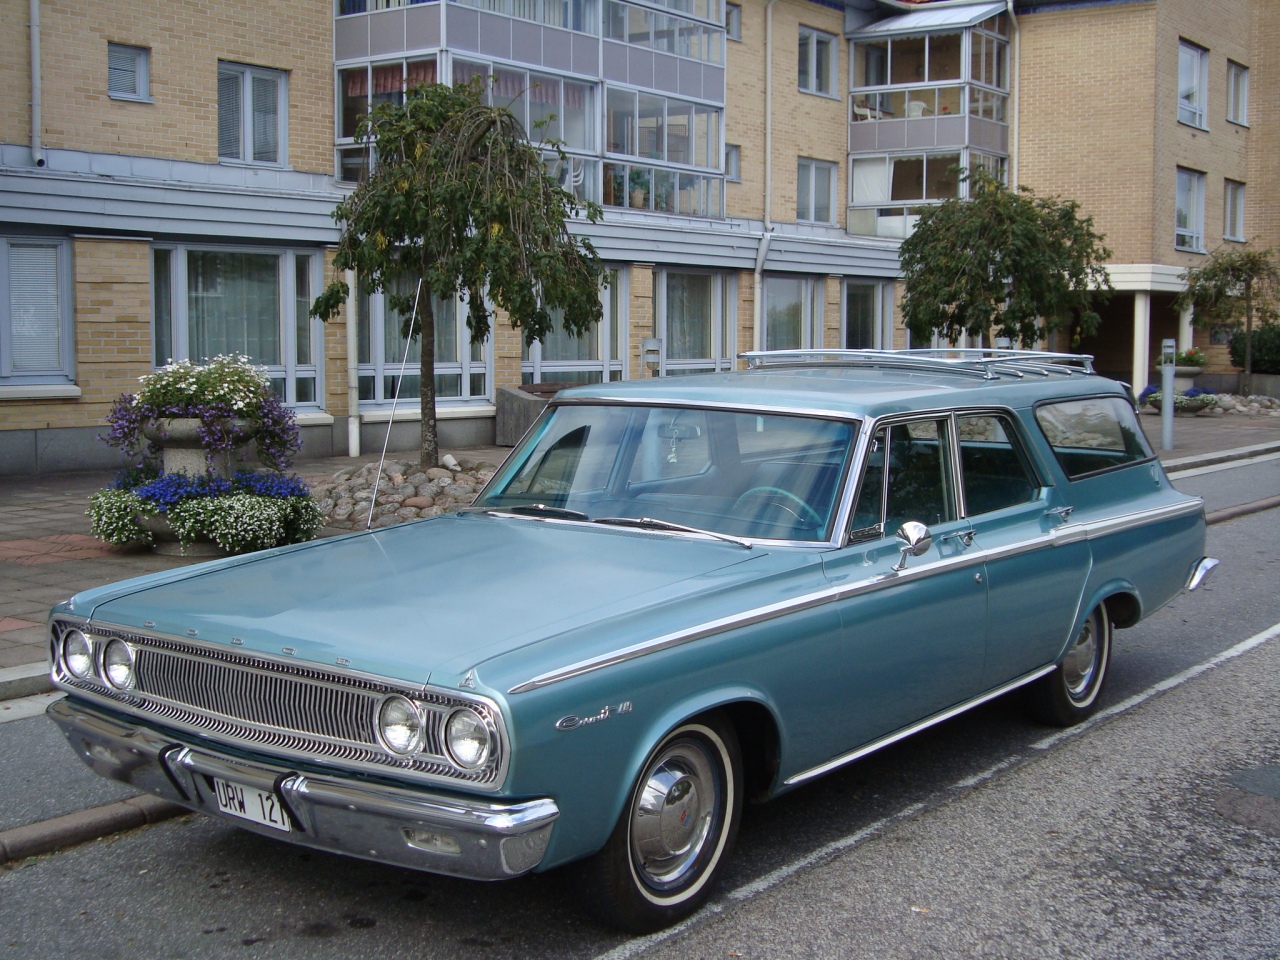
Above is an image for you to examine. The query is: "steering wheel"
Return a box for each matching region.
[732,486,824,528]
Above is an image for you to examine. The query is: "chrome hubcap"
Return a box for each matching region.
[1062,617,1098,700]
[630,742,716,889]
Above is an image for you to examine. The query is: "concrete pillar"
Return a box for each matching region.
[1131,291,1151,392]
[1178,302,1194,354]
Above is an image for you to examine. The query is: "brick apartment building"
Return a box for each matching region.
[0,0,1274,474]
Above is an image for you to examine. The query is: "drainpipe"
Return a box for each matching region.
[754,0,780,352]
[29,0,44,167]
[345,268,360,457]
[1005,0,1019,186]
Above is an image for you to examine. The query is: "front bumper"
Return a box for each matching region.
[47,697,558,880]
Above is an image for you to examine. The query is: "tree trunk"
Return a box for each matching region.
[417,277,439,469]
[1243,278,1254,397]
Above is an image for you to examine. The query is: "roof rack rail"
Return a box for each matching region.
[739,348,1096,381]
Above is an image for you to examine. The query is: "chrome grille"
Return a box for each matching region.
[50,620,505,790]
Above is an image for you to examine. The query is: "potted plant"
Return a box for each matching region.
[91,356,319,555]
[1138,385,1218,416]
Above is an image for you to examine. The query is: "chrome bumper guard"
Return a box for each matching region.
[1187,556,1219,592]
[47,698,558,880]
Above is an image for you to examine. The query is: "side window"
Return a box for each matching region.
[850,419,956,539]
[957,414,1039,515]
[1035,397,1154,479]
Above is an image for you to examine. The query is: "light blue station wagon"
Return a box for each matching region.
[48,350,1217,931]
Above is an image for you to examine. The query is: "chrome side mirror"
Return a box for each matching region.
[892,521,932,572]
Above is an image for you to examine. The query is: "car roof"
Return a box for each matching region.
[557,356,1127,422]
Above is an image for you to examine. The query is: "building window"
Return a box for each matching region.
[797,158,835,223]
[218,63,287,165]
[448,0,598,34]
[763,275,823,351]
[603,0,724,65]
[1177,40,1208,129]
[844,281,887,350]
[1224,180,1245,242]
[849,151,961,238]
[152,246,321,405]
[725,144,740,181]
[1227,60,1248,125]
[523,271,625,384]
[725,3,740,41]
[356,280,491,406]
[107,43,150,101]
[1,239,72,384]
[658,270,735,375]
[798,27,836,96]
[1175,167,1205,253]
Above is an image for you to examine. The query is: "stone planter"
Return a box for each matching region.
[1173,365,1204,392]
[137,513,228,557]
[141,417,256,478]
[1147,396,1213,416]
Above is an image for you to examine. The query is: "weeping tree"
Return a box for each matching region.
[899,169,1113,348]
[1175,246,1279,396]
[312,80,606,468]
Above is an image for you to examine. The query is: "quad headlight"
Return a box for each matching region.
[101,638,136,690]
[376,695,425,756]
[62,629,94,680]
[445,707,493,770]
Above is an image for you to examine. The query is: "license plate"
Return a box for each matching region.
[211,777,291,833]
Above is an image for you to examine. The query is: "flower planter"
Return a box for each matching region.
[141,417,257,479]
[137,513,228,557]
[1147,396,1213,416]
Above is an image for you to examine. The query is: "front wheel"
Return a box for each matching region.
[1027,602,1113,727]
[582,715,742,933]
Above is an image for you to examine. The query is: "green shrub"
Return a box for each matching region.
[1228,324,1280,375]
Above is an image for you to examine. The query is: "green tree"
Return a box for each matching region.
[899,169,1113,349]
[1175,246,1279,396]
[311,80,606,467]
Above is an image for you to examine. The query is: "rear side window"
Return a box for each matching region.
[1034,397,1154,479]
[957,414,1039,514]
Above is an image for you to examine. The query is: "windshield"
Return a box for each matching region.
[477,405,857,542]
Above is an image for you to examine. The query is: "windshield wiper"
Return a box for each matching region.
[484,503,592,522]
[592,516,753,549]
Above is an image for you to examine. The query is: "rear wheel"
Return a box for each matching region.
[1027,603,1112,727]
[583,715,742,933]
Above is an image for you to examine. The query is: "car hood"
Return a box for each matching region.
[84,514,767,688]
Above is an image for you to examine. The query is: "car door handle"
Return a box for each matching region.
[939,530,975,547]
[1045,506,1074,522]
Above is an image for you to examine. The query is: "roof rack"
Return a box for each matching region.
[739,349,1096,381]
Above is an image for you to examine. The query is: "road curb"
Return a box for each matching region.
[1206,495,1280,526]
[1163,439,1280,472]
[0,794,187,865]
[0,663,53,703]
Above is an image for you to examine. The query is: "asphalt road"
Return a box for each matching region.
[1,459,1278,959]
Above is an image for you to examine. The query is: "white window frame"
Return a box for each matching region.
[797,157,836,223]
[725,2,741,41]
[152,243,323,407]
[1227,60,1248,126]
[762,274,824,352]
[522,270,627,384]
[656,269,737,376]
[0,237,74,386]
[218,62,289,166]
[1224,179,1245,242]
[356,284,493,409]
[798,27,837,97]
[1175,167,1205,253]
[1177,40,1208,129]
[107,43,150,102]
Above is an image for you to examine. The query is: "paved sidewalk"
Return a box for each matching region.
[1,416,1277,683]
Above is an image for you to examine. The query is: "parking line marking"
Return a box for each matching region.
[593,617,1280,960]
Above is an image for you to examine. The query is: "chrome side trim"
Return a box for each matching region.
[784,664,1058,786]
[507,498,1204,695]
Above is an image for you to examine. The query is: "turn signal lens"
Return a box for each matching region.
[445,707,492,770]
[377,695,424,756]
[102,639,136,690]
[63,630,93,679]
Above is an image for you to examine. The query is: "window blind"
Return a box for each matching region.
[218,72,242,159]
[108,45,139,96]
[8,244,61,372]
[251,75,279,163]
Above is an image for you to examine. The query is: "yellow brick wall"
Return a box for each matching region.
[725,0,847,226]
[320,249,350,419]
[2,237,152,432]
[628,263,656,375]
[25,0,332,173]
[0,1,30,146]
[1246,0,1278,249]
